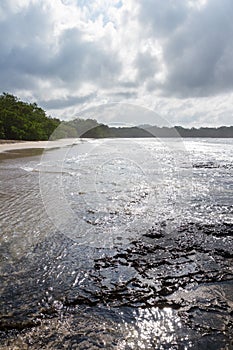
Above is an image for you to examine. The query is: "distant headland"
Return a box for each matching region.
[0,93,232,141]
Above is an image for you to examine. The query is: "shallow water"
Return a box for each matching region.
[0,138,232,349]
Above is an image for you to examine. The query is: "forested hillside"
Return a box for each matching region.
[0,93,60,140]
[0,93,232,140]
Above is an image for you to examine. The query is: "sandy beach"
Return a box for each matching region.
[0,138,79,153]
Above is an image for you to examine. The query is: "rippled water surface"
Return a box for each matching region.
[0,138,232,349]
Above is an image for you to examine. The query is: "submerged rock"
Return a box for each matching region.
[0,222,232,348]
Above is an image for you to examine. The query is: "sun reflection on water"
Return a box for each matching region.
[117,307,188,349]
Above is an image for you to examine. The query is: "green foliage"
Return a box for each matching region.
[51,118,100,139]
[0,93,60,141]
[0,92,232,140]
[54,119,233,139]
[50,123,77,140]
[81,124,111,138]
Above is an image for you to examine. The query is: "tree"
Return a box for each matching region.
[0,93,60,140]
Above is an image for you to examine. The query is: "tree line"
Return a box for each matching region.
[80,125,233,138]
[0,93,232,140]
[0,93,60,140]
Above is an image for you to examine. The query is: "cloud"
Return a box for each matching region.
[138,0,189,37]
[49,28,122,87]
[39,93,96,110]
[0,1,52,89]
[0,1,121,93]
[0,0,233,126]
[76,103,169,127]
[138,0,233,98]
[107,91,138,100]
[134,51,159,82]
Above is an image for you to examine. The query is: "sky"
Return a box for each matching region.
[0,0,233,127]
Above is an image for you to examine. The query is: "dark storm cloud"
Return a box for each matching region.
[0,1,121,93]
[138,0,233,98]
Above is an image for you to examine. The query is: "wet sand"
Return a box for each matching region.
[0,139,79,154]
[0,139,81,162]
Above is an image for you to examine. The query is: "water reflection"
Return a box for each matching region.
[0,305,190,349]
[118,307,185,350]
[0,139,232,349]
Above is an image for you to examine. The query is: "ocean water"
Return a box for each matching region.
[0,138,232,349]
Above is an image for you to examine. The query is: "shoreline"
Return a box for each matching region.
[0,137,232,155]
[0,138,80,154]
